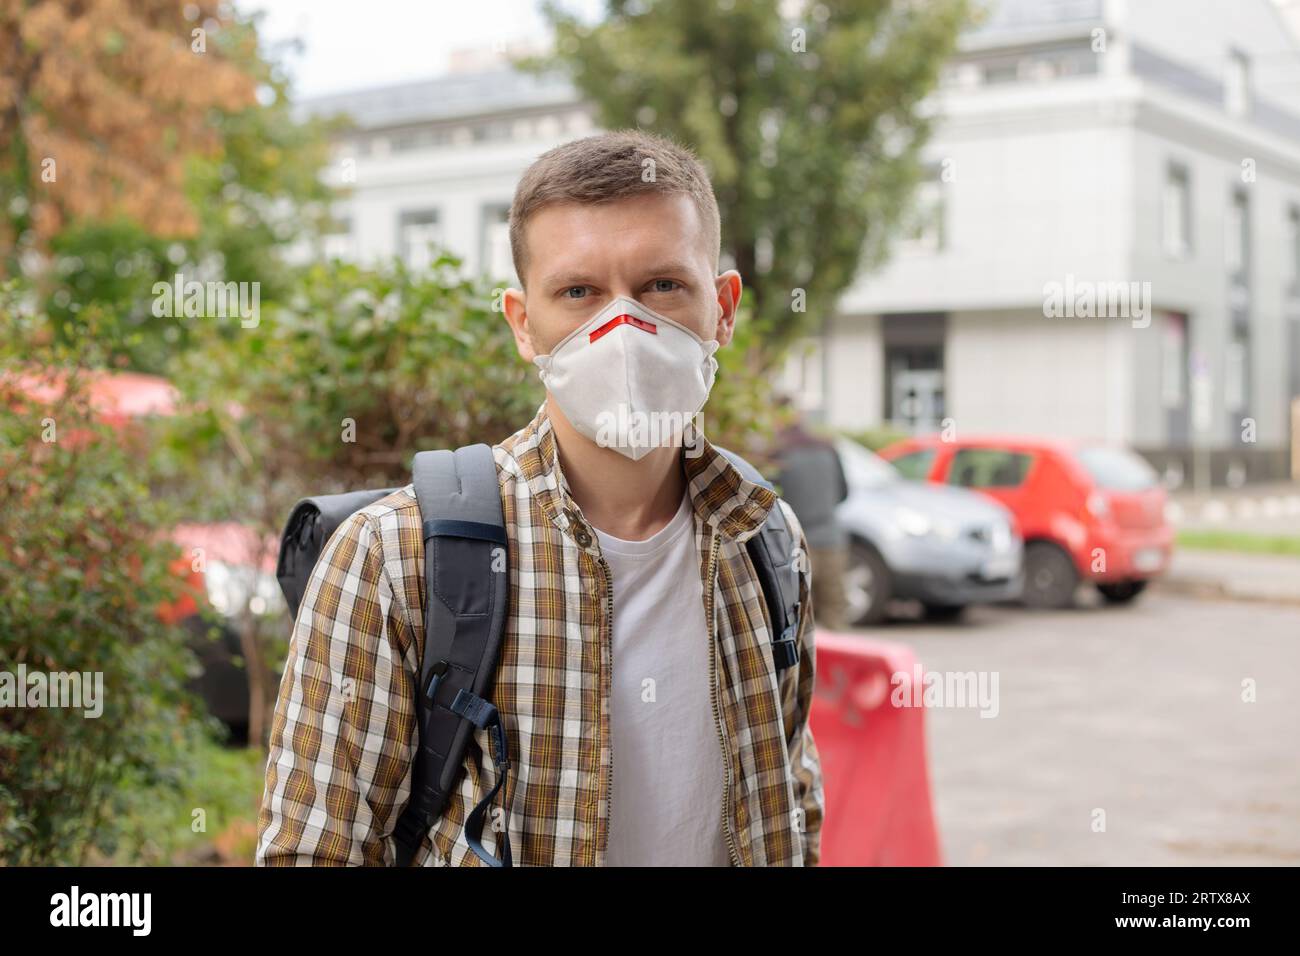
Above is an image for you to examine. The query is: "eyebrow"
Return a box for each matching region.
[540,272,598,290]
[539,261,701,290]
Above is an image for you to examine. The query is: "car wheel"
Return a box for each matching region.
[1097,579,1148,604]
[1022,541,1079,609]
[922,602,967,622]
[845,541,894,626]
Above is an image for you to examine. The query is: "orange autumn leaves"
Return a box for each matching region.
[0,0,257,253]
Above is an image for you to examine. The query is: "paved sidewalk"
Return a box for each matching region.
[896,596,1300,866]
[1157,548,1300,606]
[1167,481,1300,535]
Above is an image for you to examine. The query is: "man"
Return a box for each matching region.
[256,129,824,867]
[772,399,851,630]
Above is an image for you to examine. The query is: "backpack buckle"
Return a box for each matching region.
[772,602,801,671]
[424,659,450,702]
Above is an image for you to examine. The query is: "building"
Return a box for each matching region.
[827,0,1300,486]
[301,0,1300,486]
[300,61,591,279]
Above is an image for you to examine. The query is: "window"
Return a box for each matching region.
[890,449,936,482]
[835,440,899,490]
[390,130,423,152]
[1288,205,1300,294]
[390,127,453,153]
[472,120,512,143]
[1161,312,1187,409]
[480,205,514,283]
[983,61,1019,84]
[780,338,825,413]
[322,215,354,262]
[947,449,1033,489]
[1226,190,1249,278]
[1224,339,1247,411]
[1076,447,1158,492]
[1163,164,1191,259]
[566,110,593,134]
[901,176,945,253]
[883,316,945,429]
[398,210,441,270]
[1224,49,1251,117]
[962,46,1099,88]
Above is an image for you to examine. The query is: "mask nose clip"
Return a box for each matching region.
[588,312,658,343]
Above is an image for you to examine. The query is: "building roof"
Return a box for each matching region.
[296,67,579,130]
[968,0,1103,35]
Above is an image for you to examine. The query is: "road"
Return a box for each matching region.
[862,591,1300,866]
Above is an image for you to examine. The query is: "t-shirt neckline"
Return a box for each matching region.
[591,491,694,558]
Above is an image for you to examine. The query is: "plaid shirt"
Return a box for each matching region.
[256,402,824,866]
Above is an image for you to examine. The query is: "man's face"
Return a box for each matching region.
[502,192,741,363]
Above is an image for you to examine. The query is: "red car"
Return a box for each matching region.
[879,435,1173,608]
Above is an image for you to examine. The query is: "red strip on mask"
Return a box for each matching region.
[588,313,658,343]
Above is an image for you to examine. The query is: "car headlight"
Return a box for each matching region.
[894,506,934,538]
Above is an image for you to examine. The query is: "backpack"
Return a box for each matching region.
[275,443,803,868]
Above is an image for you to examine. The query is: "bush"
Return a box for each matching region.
[0,291,208,865]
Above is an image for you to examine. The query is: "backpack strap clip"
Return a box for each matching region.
[424,659,450,703]
[772,600,802,670]
[449,689,513,868]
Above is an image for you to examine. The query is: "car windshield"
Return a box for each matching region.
[1076,446,1158,491]
[835,438,900,490]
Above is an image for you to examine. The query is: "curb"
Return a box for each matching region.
[1152,575,1300,608]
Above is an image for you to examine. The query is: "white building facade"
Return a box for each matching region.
[303,0,1300,485]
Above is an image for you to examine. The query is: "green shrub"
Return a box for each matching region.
[0,292,207,865]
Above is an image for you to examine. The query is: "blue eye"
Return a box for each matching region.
[651,279,679,293]
[563,287,588,299]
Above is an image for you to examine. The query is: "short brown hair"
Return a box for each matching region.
[508,129,721,285]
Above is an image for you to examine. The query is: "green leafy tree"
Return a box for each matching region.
[35,12,338,372]
[536,0,972,360]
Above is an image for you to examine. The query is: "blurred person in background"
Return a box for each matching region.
[771,395,850,630]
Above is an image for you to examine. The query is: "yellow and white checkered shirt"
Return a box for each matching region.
[256,402,823,866]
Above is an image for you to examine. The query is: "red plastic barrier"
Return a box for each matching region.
[808,630,942,866]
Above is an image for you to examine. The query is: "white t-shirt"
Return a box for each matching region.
[592,491,730,867]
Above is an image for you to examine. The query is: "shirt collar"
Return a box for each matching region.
[503,402,778,549]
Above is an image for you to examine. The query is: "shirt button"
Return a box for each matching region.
[575,528,592,548]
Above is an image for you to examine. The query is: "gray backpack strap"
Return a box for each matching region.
[392,444,512,868]
[715,447,803,672]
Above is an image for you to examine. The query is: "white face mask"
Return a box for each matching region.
[533,295,720,460]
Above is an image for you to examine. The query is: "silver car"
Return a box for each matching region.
[835,438,1023,624]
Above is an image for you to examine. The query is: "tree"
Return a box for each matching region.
[536,0,972,359]
[0,0,256,270]
[1,2,338,371]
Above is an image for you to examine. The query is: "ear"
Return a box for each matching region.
[713,270,743,348]
[501,286,536,363]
